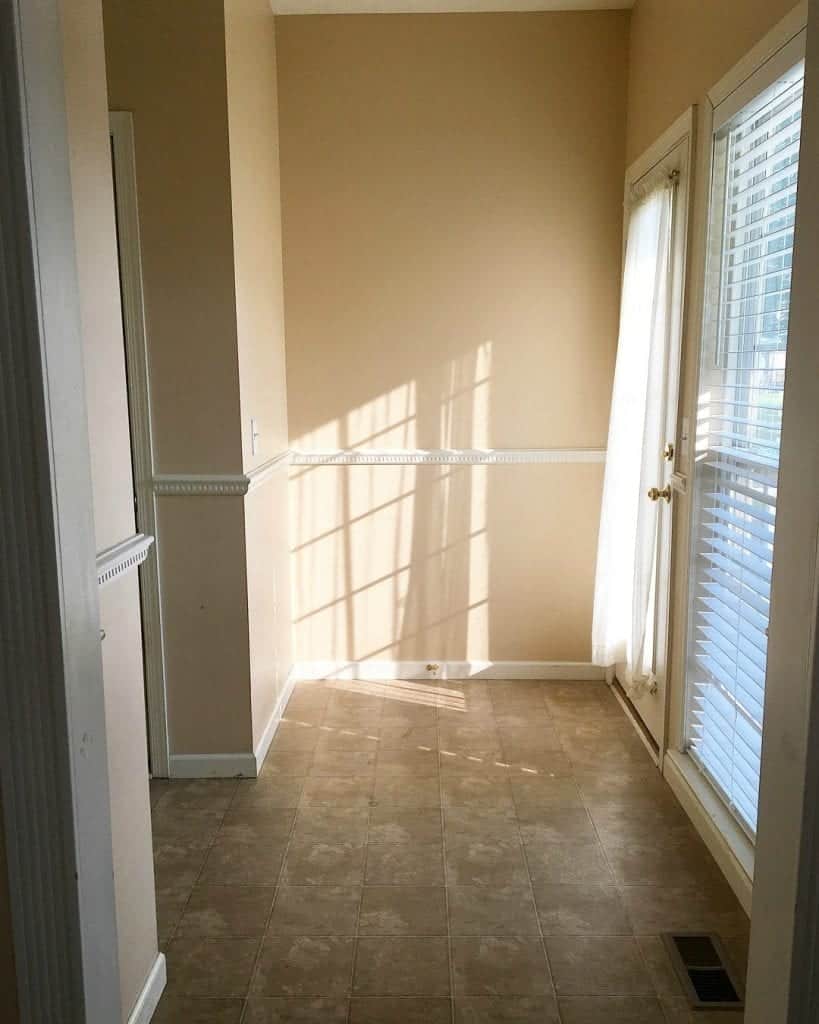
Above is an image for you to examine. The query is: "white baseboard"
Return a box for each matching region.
[169,751,257,779]
[290,660,605,682]
[253,668,297,772]
[127,952,166,1024]
[663,748,754,916]
[168,667,296,780]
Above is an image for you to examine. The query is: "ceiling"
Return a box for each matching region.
[271,1,634,13]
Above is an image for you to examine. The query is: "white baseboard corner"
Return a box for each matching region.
[168,668,297,780]
[253,667,297,773]
[663,748,754,916]
[290,660,605,683]
[127,952,166,1024]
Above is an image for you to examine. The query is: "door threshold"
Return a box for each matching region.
[609,677,661,767]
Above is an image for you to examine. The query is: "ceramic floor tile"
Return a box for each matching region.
[268,886,361,935]
[451,937,552,996]
[176,884,275,938]
[367,807,443,844]
[349,996,452,1023]
[620,885,749,936]
[372,776,441,808]
[200,831,288,886]
[164,937,259,997]
[445,837,529,887]
[533,884,631,936]
[299,776,374,807]
[558,996,667,1023]
[243,996,350,1022]
[517,807,596,844]
[364,843,444,885]
[443,806,519,841]
[448,885,540,936]
[358,885,447,935]
[454,996,560,1023]
[251,936,356,997]
[545,936,655,997]
[308,751,377,777]
[151,995,244,1023]
[524,840,614,884]
[282,839,366,886]
[353,936,450,996]
[292,806,370,843]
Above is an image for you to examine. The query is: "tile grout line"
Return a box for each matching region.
[239,702,318,1024]
[160,777,242,953]
[516,688,565,1024]
[346,696,383,1024]
[435,696,457,1024]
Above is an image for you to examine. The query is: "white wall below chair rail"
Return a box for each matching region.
[290,660,606,682]
[96,533,154,587]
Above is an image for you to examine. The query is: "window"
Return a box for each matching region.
[683,59,804,837]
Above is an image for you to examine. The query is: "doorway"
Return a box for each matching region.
[593,111,694,752]
[110,111,170,778]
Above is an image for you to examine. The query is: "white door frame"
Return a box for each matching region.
[660,3,808,919]
[746,1,819,1019]
[0,0,121,1019]
[612,107,695,758]
[109,111,171,778]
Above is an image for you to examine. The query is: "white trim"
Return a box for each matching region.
[707,1,807,110]
[271,2,634,13]
[153,473,250,496]
[110,112,171,778]
[152,450,292,497]
[126,953,166,1024]
[290,660,606,682]
[246,450,292,492]
[169,752,258,779]
[2,2,121,1014]
[625,107,695,193]
[290,448,606,466]
[96,533,154,587]
[253,668,298,771]
[169,668,297,779]
[664,749,753,916]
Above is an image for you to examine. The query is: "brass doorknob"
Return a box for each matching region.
[648,486,672,503]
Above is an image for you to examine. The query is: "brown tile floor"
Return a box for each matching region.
[149,680,749,1023]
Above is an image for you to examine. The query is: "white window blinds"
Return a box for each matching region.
[684,63,804,837]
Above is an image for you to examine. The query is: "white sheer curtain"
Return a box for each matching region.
[592,183,673,695]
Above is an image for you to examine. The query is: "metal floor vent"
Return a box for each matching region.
[662,933,745,1010]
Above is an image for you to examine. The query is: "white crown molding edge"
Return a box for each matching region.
[290,448,607,466]
[168,666,296,779]
[96,533,154,587]
[246,450,292,492]
[126,953,166,1024]
[290,660,606,682]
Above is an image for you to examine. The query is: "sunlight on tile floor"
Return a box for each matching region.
[149,680,748,1023]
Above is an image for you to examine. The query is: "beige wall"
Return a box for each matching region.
[60,0,157,1018]
[277,12,629,663]
[103,0,293,759]
[103,0,242,474]
[626,0,797,163]
[157,497,253,754]
[225,0,290,465]
[225,0,294,746]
